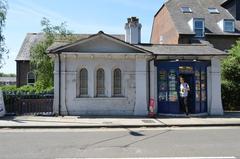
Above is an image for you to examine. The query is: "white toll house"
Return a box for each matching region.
[47,17,227,116]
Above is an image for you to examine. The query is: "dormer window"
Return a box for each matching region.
[188,18,205,37]
[181,7,192,13]
[224,20,235,32]
[194,19,205,37]
[218,19,235,32]
[208,8,219,14]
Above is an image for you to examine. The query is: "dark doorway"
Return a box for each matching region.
[179,74,195,113]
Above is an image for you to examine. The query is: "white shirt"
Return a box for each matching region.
[180,82,190,97]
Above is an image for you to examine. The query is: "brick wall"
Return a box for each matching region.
[151,6,179,44]
[16,61,31,87]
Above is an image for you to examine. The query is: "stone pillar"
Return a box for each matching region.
[106,67,112,97]
[134,59,148,116]
[53,57,59,115]
[208,57,224,115]
[60,56,68,115]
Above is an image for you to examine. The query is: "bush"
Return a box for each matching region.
[0,85,54,95]
[221,80,240,111]
[221,41,240,111]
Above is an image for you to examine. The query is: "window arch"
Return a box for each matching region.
[96,68,105,97]
[79,68,88,96]
[27,72,35,85]
[113,68,122,96]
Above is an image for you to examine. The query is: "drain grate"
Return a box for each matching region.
[142,119,156,123]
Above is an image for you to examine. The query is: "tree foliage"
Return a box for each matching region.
[221,40,240,110]
[30,18,75,90]
[0,0,8,68]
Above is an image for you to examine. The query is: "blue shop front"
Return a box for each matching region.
[138,44,226,116]
[155,60,210,115]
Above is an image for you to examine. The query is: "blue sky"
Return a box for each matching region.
[2,0,164,74]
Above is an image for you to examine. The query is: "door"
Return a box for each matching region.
[179,74,195,113]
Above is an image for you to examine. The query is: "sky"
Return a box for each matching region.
[2,0,164,74]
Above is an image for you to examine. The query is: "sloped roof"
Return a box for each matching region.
[15,33,44,61]
[16,33,125,61]
[136,44,227,56]
[47,31,152,54]
[163,0,240,35]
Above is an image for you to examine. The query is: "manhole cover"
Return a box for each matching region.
[142,119,156,123]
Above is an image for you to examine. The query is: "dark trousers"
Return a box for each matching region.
[180,96,189,115]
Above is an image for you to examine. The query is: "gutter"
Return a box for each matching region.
[147,55,157,110]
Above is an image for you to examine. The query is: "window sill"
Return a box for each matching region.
[75,96,127,100]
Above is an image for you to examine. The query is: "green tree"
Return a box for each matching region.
[221,41,240,110]
[0,0,8,68]
[30,18,75,90]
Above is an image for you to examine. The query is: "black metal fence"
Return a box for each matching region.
[3,92,54,115]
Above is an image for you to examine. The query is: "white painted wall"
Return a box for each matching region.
[208,57,224,115]
[53,54,148,116]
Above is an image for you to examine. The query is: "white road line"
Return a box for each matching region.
[56,157,237,159]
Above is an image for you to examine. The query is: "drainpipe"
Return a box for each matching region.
[148,55,157,110]
[57,53,62,116]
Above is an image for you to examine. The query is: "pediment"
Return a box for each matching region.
[49,32,149,54]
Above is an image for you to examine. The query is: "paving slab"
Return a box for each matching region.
[0,114,240,128]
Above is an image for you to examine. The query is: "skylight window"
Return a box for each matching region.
[208,7,219,14]
[181,7,192,13]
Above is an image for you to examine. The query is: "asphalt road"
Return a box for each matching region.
[0,127,240,159]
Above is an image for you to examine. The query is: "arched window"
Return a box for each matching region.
[113,68,122,96]
[79,68,88,96]
[27,72,35,85]
[96,68,105,96]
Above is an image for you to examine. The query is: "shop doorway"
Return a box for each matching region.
[179,74,195,114]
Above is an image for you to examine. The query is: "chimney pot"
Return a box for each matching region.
[125,17,142,44]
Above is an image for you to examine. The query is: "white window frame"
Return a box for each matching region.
[224,19,235,32]
[194,18,205,38]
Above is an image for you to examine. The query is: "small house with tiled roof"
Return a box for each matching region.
[47,17,226,116]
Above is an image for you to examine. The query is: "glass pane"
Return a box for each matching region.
[224,21,234,32]
[159,70,168,102]
[168,70,178,102]
[113,69,121,96]
[169,91,178,102]
[196,91,200,102]
[201,91,206,101]
[80,69,88,96]
[159,92,168,101]
[195,20,203,28]
[97,69,105,96]
[195,29,204,37]
[159,70,167,80]
[181,7,192,13]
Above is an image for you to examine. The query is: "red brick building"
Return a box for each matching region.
[151,0,240,51]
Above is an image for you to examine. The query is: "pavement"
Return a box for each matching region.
[0,112,240,128]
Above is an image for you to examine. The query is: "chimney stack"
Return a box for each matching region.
[125,17,142,44]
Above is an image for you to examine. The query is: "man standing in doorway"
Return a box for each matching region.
[180,77,190,116]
